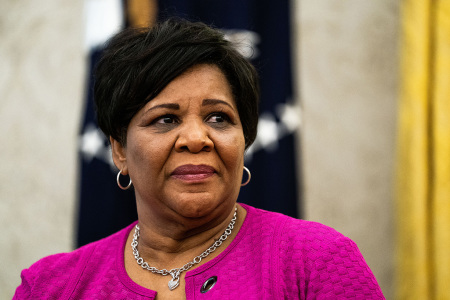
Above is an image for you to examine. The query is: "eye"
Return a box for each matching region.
[206,113,230,123]
[154,115,178,124]
[147,114,180,133]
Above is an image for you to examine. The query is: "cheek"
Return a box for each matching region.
[126,132,172,175]
[214,130,246,170]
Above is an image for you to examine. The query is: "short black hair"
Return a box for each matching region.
[94,18,259,149]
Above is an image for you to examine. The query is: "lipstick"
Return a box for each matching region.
[171,164,216,181]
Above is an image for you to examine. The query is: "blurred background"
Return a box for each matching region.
[1,0,449,299]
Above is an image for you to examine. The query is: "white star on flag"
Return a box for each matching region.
[79,123,113,166]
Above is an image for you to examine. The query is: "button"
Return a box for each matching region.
[200,276,217,293]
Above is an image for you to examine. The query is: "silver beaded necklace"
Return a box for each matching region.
[131,207,237,291]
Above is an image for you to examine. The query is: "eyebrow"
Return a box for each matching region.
[143,103,180,115]
[202,99,234,110]
[143,99,234,116]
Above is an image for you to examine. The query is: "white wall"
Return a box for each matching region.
[0,0,397,298]
[0,1,84,298]
[295,1,399,298]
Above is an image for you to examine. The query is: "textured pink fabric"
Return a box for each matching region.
[14,204,385,299]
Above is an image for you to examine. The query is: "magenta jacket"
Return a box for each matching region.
[14,204,385,299]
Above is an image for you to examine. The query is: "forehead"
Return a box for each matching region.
[148,64,236,108]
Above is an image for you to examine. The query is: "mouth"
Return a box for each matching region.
[171,164,216,181]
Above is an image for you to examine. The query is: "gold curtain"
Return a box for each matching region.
[127,0,158,28]
[396,0,450,299]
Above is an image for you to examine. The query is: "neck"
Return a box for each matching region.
[133,204,242,270]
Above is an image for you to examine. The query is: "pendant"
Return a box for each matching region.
[168,277,179,290]
[168,272,180,290]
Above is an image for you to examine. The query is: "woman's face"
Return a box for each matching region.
[112,64,245,223]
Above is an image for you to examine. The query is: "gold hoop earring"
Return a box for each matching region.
[117,169,132,190]
[241,166,251,186]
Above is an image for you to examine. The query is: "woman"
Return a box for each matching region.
[14,18,385,299]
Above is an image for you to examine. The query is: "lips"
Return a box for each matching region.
[171,164,216,181]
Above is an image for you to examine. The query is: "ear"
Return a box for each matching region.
[110,137,128,175]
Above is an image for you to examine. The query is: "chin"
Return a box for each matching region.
[171,196,223,219]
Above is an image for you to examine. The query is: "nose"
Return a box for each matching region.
[175,119,213,153]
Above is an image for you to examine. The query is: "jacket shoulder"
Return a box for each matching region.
[13,224,133,299]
